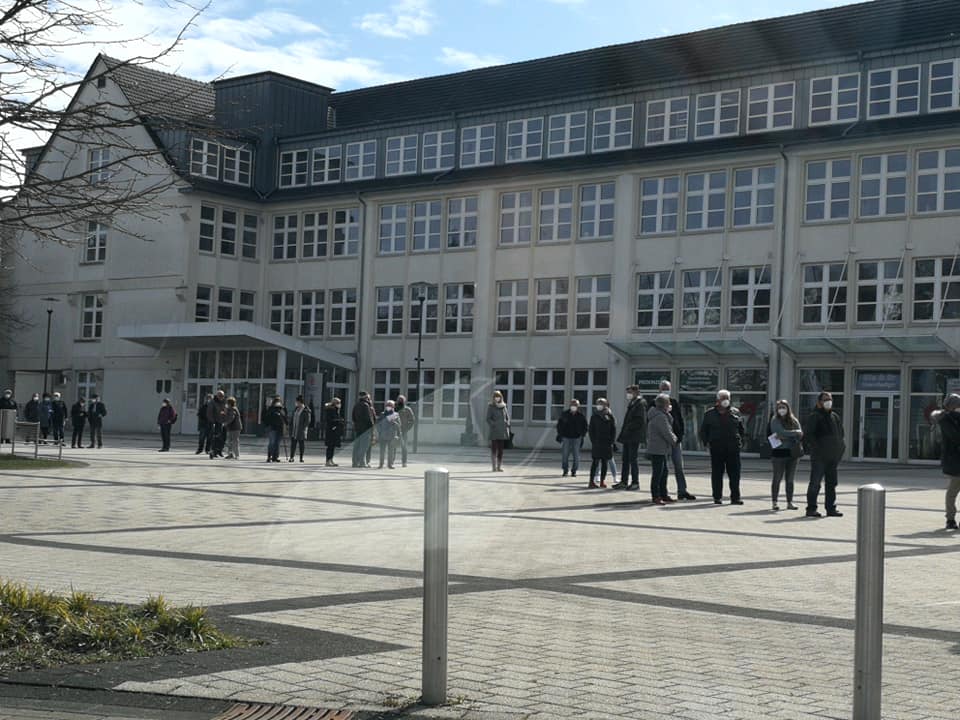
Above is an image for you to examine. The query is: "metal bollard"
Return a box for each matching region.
[853,483,885,720]
[422,467,449,705]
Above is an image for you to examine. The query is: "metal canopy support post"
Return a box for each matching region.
[422,467,449,705]
[853,483,886,720]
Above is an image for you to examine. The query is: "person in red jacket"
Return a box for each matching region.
[157,398,177,452]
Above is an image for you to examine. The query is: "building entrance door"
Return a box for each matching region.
[854,393,900,460]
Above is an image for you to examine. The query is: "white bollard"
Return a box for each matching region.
[853,483,885,720]
[422,467,449,705]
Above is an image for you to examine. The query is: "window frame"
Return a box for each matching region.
[344,140,377,181]
[385,134,418,177]
[190,139,220,180]
[329,288,358,336]
[859,152,908,218]
[916,148,960,215]
[311,145,342,185]
[332,207,361,257]
[804,158,852,223]
[535,277,569,333]
[575,275,611,331]
[439,369,472,420]
[298,289,325,337]
[278,149,309,188]
[547,111,587,157]
[729,265,771,327]
[80,294,104,339]
[746,82,795,133]
[680,268,722,329]
[592,104,634,153]
[867,65,921,119]
[375,286,406,336]
[929,59,960,113]
[913,257,960,323]
[460,124,496,168]
[809,73,861,126]
[87,147,111,185]
[269,290,295,336]
[645,96,689,146]
[640,175,680,235]
[272,213,298,261]
[684,170,727,231]
[222,145,252,186]
[531,369,566,423]
[446,196,478,249]
[856,260,904,325]
[412,200,442,253]
[409,284,439,336]
[801,262,849,325]
[422,130,455,172]
[578,182,615,241]
[636,270,675,329]
[499,190,533,246]
[378,203,408,255]
[505,117,544,163]
[694,90,741,139]
[538,186,574,244]
[732,165,776,227]
[83,220,107,264]
[443,282,475,335]
[496,279,530,334]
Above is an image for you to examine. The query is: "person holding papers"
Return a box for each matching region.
[769,399,803,512]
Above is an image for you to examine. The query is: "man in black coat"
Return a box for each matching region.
[206,390,226,458]
[196,393,213,455]
[699,389,745,505]
[70,397,86,448]
[936,393,960,530]
[50,392,68,446]
[87,394,107,448]
[0,389,16,444]
[556,399,589,477]
[803,390,845,518]
[614,385,647,490]
[660,380,696,501]
[351,391,377,468]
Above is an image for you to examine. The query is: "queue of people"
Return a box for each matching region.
[0,389,108,448]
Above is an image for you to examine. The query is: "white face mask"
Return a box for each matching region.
[495,400,505,407]
[822,401,833,411]
[778,407,788,416]
[569,405,578,412]
[626,393,635,402]
[596,405,604,412]
[720,399,731,408]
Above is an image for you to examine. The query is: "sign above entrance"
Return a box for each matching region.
[855,371,901,392]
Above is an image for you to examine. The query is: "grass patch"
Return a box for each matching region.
[0,581,254,674]
[0,455,76,470]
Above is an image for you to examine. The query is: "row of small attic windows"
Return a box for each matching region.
[188,59,960,189]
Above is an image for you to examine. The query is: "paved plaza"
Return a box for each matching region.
[0,436,959,719]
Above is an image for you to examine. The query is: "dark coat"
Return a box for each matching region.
[618,398,647,444]
[157,405,177,426]
[588,410,617,460]
[263,405,287,432]
[290,406,312,440]
[556,409,588,439]
[70,402,86,423]
[51,400,67,425]
[804,408,845,463]
[667,396,685,440]
[197,402,210,429]
[939,410,960,476]
[486,403,511,441]
[699,406,745,454]
[224,406,243,432]
[352,399,376,433]
[39,399,52,428]
[206,397,225,425]
[24,399,39,423]
[397,404,416,433]
[325,406,345,447]
[87,401,107,427]
[0,396,16,412]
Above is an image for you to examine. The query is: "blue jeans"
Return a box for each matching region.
[560,437,581,473]
[669,443,687,494]
[267,428,281,460]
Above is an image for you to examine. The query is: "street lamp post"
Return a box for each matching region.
[41,297,59,396]
[413,294,426,454]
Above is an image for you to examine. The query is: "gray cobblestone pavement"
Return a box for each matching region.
[1,435,958,719]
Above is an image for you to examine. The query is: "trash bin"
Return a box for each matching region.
[0,409,15,442]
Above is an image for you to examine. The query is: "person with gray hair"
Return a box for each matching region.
[934,393,960,530]
[699,389,745,504]
[659,379,695,501]
[646,393,678,504]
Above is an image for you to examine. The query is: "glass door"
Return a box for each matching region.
[854,394,899,460]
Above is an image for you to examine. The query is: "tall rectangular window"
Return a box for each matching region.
[413,200,442,252]
[344,140,377,181]
[440,369,471,420]
[222,146,251,185]
[216,287,234,321]
[333,207,360,256]
[805,159,852,222]
[378,203,408,255]
[930,59,960,112]
[729,266,771,326]
[694,90,740,139]
[856,260,903,324]
[640,175,680,234]
[460,124,496,167]
[538,187,573,243]
[532,369,565,422]
[241,213,258,259]
[84,221,107,263]
[685,171,726,231]
[535,278,568,332]
[916,148,960,214]
[299,290,325,336]
[269,291,294,335]
[443,283,475,334]
[493,369,526,421]
[575,275,611,330]
[645,97,688,145]
[802,263,848,324]
[733,166,776,227]
[219,209,237,255]
[496,279,529,333]
[239,291,255,322]
[406,369,436,419]
[199,205,216,253]
[914,258,960,322]
[278,149,309,187]
[375,286,405,335]
[195,285,212,322]
[385,134,418,176]
[190,139,219,179]
[578,182,615,240]
[859,152,907,217]
[446,196,478,248]
[637,271,675,329]
[373,369,402,407]
[329,289,357,336]
[409,284,438,335]
[681,269,722,328]
[422,130,455,172]
[572,369,608,411]
[809,74,860,125]
[547,111,587,157]
[506,117,544,162]
[868,66,920,118]
[87,148,110,184]
[747,82,795,132]
[302,211,329,259]
[592,105,633,152]
[499,191,533,245]
[272,214,298,260]
[80,294,104,339]
[311,145,342,184]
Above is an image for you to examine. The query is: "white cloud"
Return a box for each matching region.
[358,0,434,39]
[438,47,504,71]
[543,0,586,4]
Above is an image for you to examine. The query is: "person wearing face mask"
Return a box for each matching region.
[769,399,803,511]
[0,389,17,444]
[660,380,696,501]
[614,385,647,490]
[803,391,845,518]
[50,392,67,446]
[486,391,511,473]
[263,395,287,463]
[934,393,960,530]
[156,398,177,452]
[699,389,745,505]
[647,394,678,504]
[324,397,346,467]
[24,393,40,444]
[289,395,311,463]
[70,396,86,449]
[588,398,617,488]
[395,395,416,468]
[38,392,53,443]
[556,398,588,477]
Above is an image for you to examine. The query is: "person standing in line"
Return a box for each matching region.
[0,389,16,445]
[699,389,745,505]
[588,397,617,488]
[803,391,845,518]
[263,395,287,463]
[196,393,213,455]
[87,394,107,448]
[351,391,376,468]
[50,392,67,446]
[769,399,803,511]
[660,380,696,501]
[556,399,588,477]
[38,392,52,443]
[289,395,311,463]
[224,396,243,460]
[614,385,647,490]
[646,393,678,505]
[70,396,86,448]
[24,393,39,443]
[157,398,177,452]
[206,390,227,458]
[396,395,416,467]
[486,391,510,473]
[324,398,345,467]
[934,394,960,530]
[376,400,401,469]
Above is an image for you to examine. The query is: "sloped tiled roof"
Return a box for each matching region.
[100,55,215,125]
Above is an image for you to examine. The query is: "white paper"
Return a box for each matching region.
[768,433,782,449]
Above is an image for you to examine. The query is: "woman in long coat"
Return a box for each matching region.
[485,390,510,473]
[588,397,617,488]
[324,398,346,467]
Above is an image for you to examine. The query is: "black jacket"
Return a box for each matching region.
[0,397,16,412]
[24,399,39,422]
[263,405,287,432]
[325,406,345,446]
[699,407,745,453]
[197,402,210,429]
[70,402,85,423]
[87,401,107,426]
[352,399,376,433]
[588,411,617,460]
[618,398,647,444]
[667,396,685,440]
[939,410,960,476]
[51,400,67,424]
[556,409,588,439]
[804,408,845,463]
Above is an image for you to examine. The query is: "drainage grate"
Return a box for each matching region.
[211,703,354,720]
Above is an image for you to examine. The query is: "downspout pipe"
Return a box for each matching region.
[774,144,790,405]
[355,191,368,388]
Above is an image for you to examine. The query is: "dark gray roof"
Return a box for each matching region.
[100,55,215,125]
[329,0,960,129]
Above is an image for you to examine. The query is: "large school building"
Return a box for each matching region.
[5,0,960,462]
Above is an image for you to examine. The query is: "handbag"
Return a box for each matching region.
[790,442,804,459]
[504,432,514,450]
